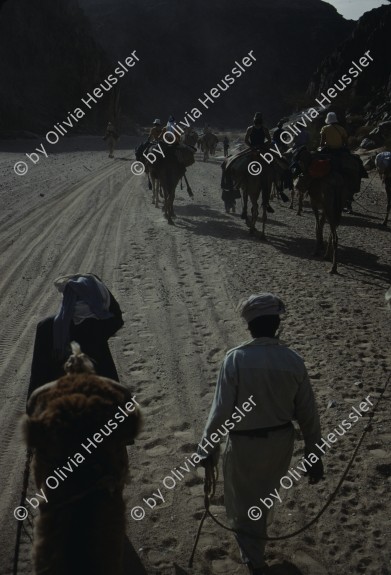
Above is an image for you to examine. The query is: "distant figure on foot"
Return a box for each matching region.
[104,122,118,158]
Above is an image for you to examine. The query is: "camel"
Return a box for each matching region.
[290,146,366,216]
[183,130,199,148]
[23,343,142,575]
[375,152,391,226]
[225,151,274,238]
[146,143,195,224]
[199,132,218,161]
[135,141,161,206]
[296,148,349,274]
[381,174,391,226]
[147,171,162,208]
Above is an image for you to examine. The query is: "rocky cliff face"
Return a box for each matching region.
[78,0,353,128]
[307,4,391,126]
[0,0,109,133]
[0,0,356,134]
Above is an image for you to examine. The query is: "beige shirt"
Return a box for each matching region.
[202,337,321,451]
[320,124,348,149]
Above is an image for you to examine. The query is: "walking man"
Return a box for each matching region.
[198,293,324,574]
[104,121,118,158]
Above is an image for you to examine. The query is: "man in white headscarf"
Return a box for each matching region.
[28,273,124,399]
[198,293,323,574]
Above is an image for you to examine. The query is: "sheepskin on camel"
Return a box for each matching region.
[23,343,141,575]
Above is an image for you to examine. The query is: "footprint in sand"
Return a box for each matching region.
[292,549,328,575]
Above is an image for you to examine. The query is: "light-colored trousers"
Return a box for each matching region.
[223,426,295,568]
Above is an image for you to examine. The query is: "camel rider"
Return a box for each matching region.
[320,111,367,178]
[320,112,348,152]
[148,119,163,142]
[163,115,180,143]
[245,113,271,150]
[221,113,273,212]
[244,113,275,212]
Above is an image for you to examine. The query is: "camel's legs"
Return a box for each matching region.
[289,188,295,210]
[329,228,338,274]
[249,200,259,235]
[241,190,248,220]
[313,208,325,255]
[297,190,303,216]
[152,178,159,207]
[382,179,391,226]
[259,181,271,239]
[260,204,267,239]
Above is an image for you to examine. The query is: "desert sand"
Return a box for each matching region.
[0,137,390,575]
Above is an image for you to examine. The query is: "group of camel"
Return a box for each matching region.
[136,131,390,274]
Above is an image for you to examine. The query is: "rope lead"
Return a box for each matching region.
[189,374,390,567]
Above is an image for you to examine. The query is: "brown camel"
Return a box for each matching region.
[227,151,274,238]
[183,130,199,148]
[296,149,349,274]
[147,143,194,224]
[147,171,162,208]
[23,343,142,575]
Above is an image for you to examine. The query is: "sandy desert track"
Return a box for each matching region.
[0,139,390,575]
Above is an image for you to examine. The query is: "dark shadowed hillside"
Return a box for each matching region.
[78,0,353,127]
[0,0,109,133]
[307,4,391,124]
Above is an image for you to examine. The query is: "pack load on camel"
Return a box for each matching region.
[291,112,368,215]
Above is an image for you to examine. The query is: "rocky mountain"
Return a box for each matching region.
[0,0,109,134]
[306,3,391,128]
[77,0,353,129]
[0,0,358,135]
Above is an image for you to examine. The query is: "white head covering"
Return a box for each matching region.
[54,273,111,325]
[238,293,285,323]
[325,112,338,125]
